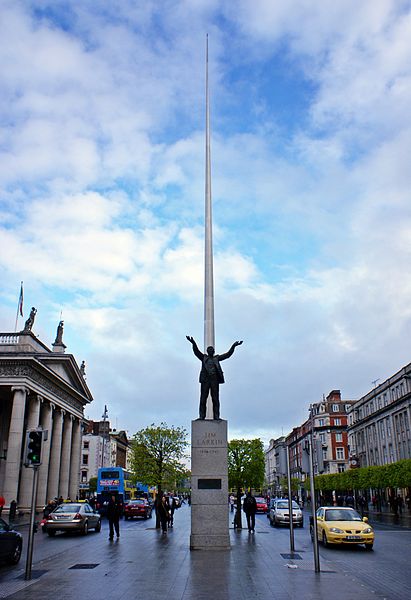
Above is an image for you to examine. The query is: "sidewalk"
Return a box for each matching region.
[2,505,408,600]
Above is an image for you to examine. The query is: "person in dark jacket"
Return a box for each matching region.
[107,495,122,540]
[243,492,257,532]
[156,493,169,534]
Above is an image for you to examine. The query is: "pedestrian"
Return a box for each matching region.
[243,491,257,533]
[229,494,235,513]
[43,499,55,518]
[0,494,5,517]
[107,494,122,540]
[9,499,17,522]
[397,495,403,515]
[156,493,169,534]
[169,495,177,527]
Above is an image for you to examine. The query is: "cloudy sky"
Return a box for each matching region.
[1,0,411,445]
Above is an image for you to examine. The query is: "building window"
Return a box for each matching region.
[318,418,325,427]
[332,404,339,412]
[319,433,325,443]
[334,418,341,426]
[337,463,345,473]
[82,454,88,465]
[83,441,89,449]
[345,404,351,412]
[335,432,343,442]
[336,447,345,460]
[81,471,88,482]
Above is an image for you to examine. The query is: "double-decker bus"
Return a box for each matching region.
[96,467,135,514]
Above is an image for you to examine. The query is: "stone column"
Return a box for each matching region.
[47,409,64,501]
[58,414,73,499]
[3,387,27,507]
[37,401,54,507]
[69,419,82,501]
[18,394,41,510]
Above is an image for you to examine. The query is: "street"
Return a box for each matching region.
[1,505,411,599]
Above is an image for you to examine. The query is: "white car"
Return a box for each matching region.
[269,498,303,527]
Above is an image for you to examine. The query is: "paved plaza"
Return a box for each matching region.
[1,505,411,600]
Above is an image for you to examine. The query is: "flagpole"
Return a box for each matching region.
[15,281,23,333]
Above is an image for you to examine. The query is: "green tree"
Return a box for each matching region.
[279,476,300,494]
[130,423,188,528]
[228,438,265,529]
[88,477,97,494]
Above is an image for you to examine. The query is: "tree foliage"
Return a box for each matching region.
[130,423,188,492]
[311,459,411,492]
[279,476,300,494]
[228,438,265,491]
[88,477,97,493]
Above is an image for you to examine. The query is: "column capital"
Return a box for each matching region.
[11,386,29,395]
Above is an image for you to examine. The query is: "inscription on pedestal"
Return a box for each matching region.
[198,478,222,490]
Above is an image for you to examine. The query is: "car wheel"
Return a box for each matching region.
[144,514,148,520]
[82,521,88,536]
[365,544,373,551]
[322,531,329,548]
[47,530,56,537]
[8,541,22,565]
[95,520,101,533]
[273,520,278,527]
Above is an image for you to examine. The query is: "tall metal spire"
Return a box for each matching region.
[204,34,215,352]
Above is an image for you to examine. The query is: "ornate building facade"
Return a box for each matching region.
[0,324,93,511]
[348,361,411,467]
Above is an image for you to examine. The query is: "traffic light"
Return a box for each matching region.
[25,430,43,467]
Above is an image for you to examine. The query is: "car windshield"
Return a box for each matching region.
[255,498,265,503]
[277,501,299,509]
[54,504,81,513]
[325,509,362,521]
[130,500,145,505]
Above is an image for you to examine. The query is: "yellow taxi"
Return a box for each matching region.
[311,506,374,550]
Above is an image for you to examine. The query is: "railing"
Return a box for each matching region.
[0,334,19,344]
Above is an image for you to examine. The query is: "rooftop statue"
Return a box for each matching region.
[23,307,37,332]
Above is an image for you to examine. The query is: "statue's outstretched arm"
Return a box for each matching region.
[186,336,204,361]
[219,340,243,361]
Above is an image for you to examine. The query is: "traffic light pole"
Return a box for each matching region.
[25,465,39,580]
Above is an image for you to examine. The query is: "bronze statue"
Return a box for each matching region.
[186,336,243,420]
[23,307,37,332]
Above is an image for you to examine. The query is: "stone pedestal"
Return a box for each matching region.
[190,419,230,550]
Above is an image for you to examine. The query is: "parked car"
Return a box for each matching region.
[269,498,303,527]
[310,506,374,550]
[255,497,268,513]
[0,518,23,565]
[124,499,152,520]
[44,502,101,536]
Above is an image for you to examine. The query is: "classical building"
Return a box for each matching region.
[348,361,411,467]
[0,320,93,511]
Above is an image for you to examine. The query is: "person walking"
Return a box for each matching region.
[0,495,5,517]
[243,491,257,533]
[169,495,177,528]
[156,493,169,534]
[107,495,122,540]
